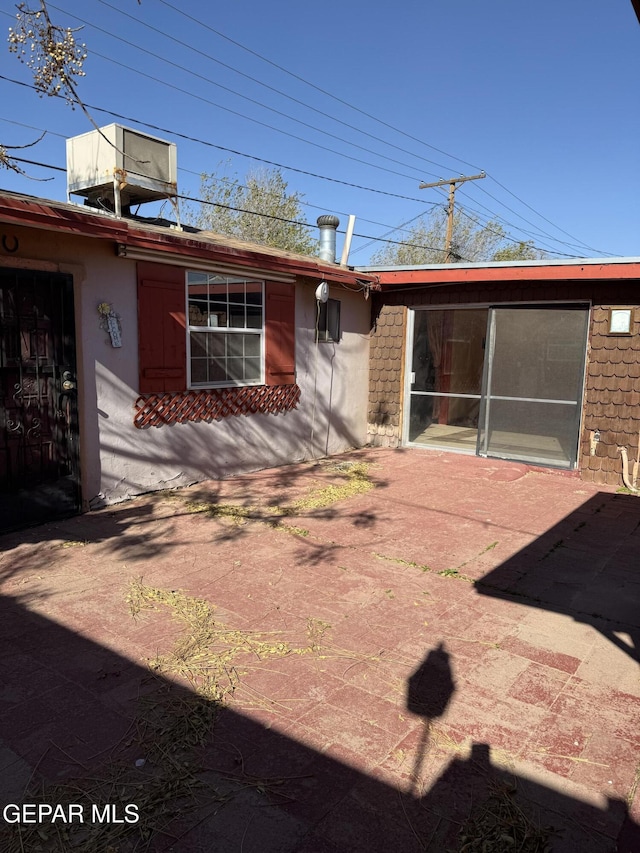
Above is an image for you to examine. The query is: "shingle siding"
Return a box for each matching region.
[367,304,406,447]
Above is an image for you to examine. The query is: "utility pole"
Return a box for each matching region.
[419,172,485,263]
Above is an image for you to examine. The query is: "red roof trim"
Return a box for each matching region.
[0,192,377,287]
[376,262,640,287]
[123,226,372,284]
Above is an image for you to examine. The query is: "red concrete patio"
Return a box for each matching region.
[0,447,639,852]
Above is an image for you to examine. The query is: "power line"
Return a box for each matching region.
[159,0,610,255]
[155,0,483,174]
[0,116,432,233]
[90,0,457,180]
[1,158,450,254]
[91,49,426,183]
[0,74,441,206]
[1,5,621,258]
[486,173,611,255]
[458,186,617,257]
[473,179,612,256]
[49,0,430,180]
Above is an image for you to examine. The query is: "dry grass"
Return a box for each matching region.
[457,780,557,852]
[0,581,329,852]
[179,461,375,526]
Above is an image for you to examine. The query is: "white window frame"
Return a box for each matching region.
[186,271,265,389]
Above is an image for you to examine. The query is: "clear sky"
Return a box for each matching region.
[1,0,639,263]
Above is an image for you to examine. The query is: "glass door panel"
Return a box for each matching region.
[478,307,588,467]
[408,308,488,450]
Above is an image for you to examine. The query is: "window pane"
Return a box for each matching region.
[246,306,262,328]
[227,358,244,381]
[229,306,245,328]
[208,334,225,356]
[188,299,208,327]
[227,335,244,357]
[244,358,261,382]
[209,282,226,300]
[191,358,208,384]
[244,334,261,357]
[190,332,208,358]
[208,302,227,328]
[228,282,244,304]
[210,357,227,383]
[411,309,487,395]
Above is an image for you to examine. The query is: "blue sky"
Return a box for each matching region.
[0,0,638,263]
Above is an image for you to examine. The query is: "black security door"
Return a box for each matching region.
[0,269,80,532]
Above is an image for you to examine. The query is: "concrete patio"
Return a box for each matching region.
[0,447,638,852]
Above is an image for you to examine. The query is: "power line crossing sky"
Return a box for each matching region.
[1,0,638,261]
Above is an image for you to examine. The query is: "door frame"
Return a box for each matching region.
[0,267,81,531]
[402,301,591,469]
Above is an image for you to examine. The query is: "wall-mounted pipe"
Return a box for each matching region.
[619,445,640,493]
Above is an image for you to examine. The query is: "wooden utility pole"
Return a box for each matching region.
[419,172,485,262]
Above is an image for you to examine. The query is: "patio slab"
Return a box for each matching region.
[0,447,638,852]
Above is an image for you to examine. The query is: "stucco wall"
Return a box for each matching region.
[1,225,370,508]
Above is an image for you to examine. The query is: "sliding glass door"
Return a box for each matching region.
[406,305,589,468]
[477,306,589,468]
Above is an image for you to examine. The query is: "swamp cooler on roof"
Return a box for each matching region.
[66,124,178,216]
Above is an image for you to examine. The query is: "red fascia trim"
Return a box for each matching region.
[0,195,128,241]
[0,193,378,287]
[376,263,640,287]
[124,227,377,286]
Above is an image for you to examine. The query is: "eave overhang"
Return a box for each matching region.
[368,259,640,290]
[0,191,379,289]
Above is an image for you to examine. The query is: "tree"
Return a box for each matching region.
[4,1,87,175]
[491,240,545,261]
[370,207,546,265]
[191,167,318,255]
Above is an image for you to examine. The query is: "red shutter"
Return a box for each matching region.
[137,262,186,393]
[264,281,296,385]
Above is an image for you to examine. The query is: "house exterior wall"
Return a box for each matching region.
[368,304,406,447]
[373,280,640,486]
[1,225,370,509]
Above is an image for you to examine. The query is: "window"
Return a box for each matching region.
[137,262,296,394]
[187,273,264,387]
[317,298,341,343]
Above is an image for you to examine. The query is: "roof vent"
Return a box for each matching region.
[317,214,340,263]
[66,124,178,218]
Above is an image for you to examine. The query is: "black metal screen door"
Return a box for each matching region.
[0,269,79,532]
[477,306,589,468]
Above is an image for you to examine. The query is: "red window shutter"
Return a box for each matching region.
[264,281,295,385]
[137,262,186,393]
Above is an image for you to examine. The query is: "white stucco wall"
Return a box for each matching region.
[4,225,371,508]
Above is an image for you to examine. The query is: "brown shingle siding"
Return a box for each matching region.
[368,303,407,447]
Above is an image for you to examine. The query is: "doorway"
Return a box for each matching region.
[0,269,80,532]
[406,305,589,469]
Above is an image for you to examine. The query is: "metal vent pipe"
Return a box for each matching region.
[317,215,340,263]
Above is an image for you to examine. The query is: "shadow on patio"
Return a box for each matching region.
[2,450,640,851]
[476,490,640,665]
[0,588,637,852]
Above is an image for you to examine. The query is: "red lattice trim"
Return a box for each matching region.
[134,384,301,429]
